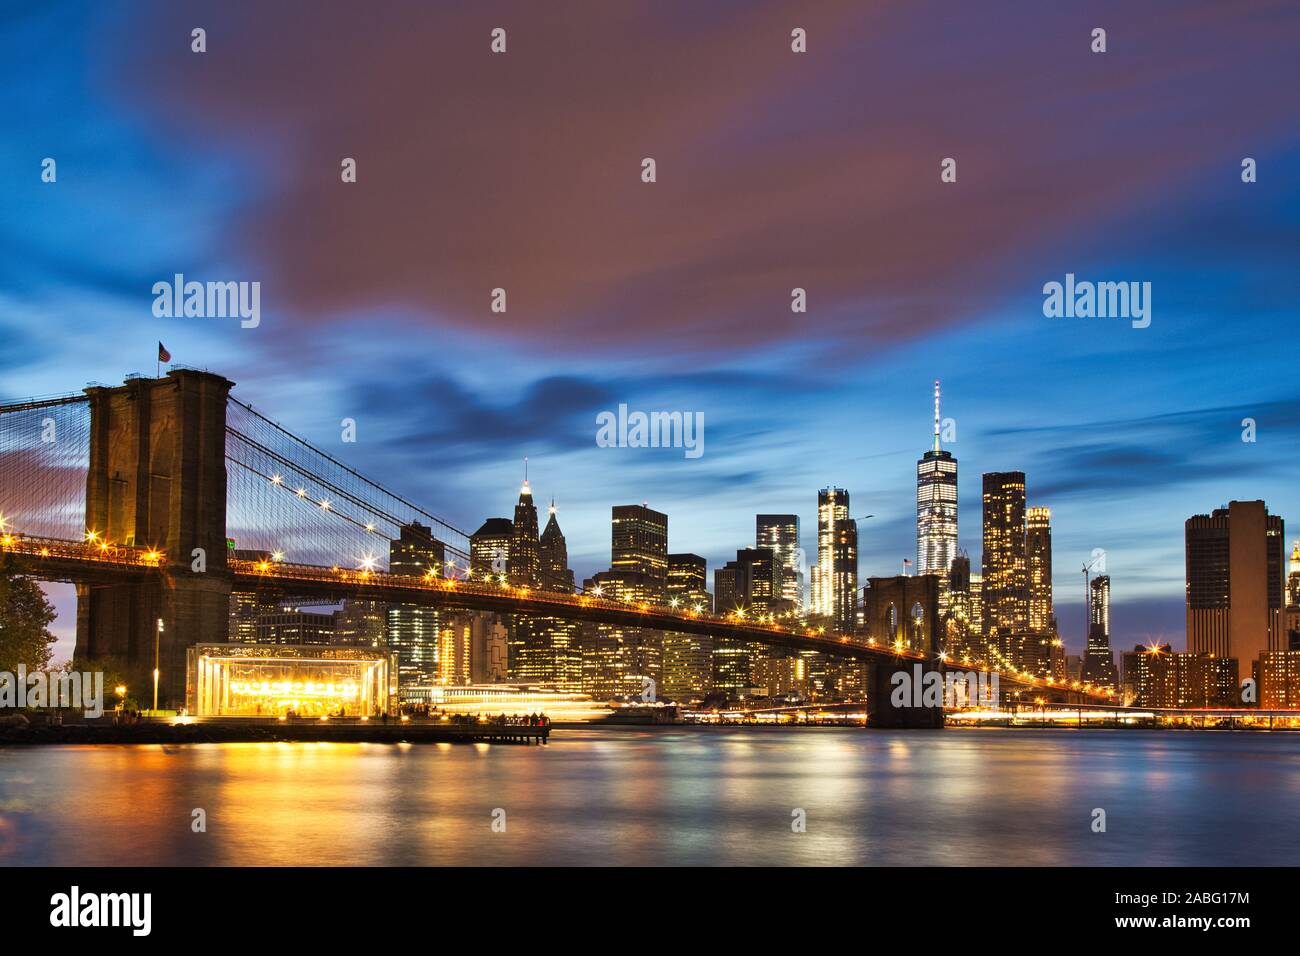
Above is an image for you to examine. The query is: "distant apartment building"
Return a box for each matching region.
[1186,500,1286,684]
[1121,645,1238,708]
[1259,650,1300,709]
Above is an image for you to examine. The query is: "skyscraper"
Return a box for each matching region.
[756,514,802,611]
[714,548,782,613]
[1186,500,1286,683]
[333,599,386,649]
[581,505,669,700]
[515,499,581,690]
[611,504,668,597]
[981,472,1028,662]
[1082,574,1118,688]
[468,517,513,684]
[387,522,446,687]
[1288,540,1300,608]
[580,569,663,699]
[1026,507,1053,632]
[539,500,576,593]
[470,517,513,580]
[1023,505,1056,675]
[1287,540,1300,650]
[942,551,978,660]
[509,475,541,587]
[663,553,713,701]
[812,488,854,629]
[916,380,958,577]
[712,548,781,692]
[830,516,858,632]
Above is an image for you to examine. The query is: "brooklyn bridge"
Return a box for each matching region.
[0,369,1112,725]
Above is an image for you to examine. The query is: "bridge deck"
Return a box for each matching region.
[0,532,1115,705]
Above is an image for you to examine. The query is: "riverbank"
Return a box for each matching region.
[0,716,550,746]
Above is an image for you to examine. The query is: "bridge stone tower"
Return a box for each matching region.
[75,370,234,708]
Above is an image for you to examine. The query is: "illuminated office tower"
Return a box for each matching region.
[436,613,473,685]
[580,506,669,699]
[811,488,848,617]
[509,476,541,587]
[387,522,445,686]
[539,501,576,593]
[468,517,514,684]
[942,552,979,660]
[1186,500,1285,683]
[663,553,713,701]
[667,552,709,606]
[1285,541,1300,649]
[830,517,858,632]
[917,380,958,577]
[715,548,782,613]
[1021,506,1056,675]
[513,500,581,690]
[713,548,781,692]
[256,605,336,645]
[1082,574,1118,688]
[1026,507,1053,632]
[611,504,668,598]
[981,472,1028,662]
[756,514,803,611]
[1289,541,1300,607]
[333,600,387,648]
[580,569,662,699]
[229,590,276,643]
[470,517,513,581]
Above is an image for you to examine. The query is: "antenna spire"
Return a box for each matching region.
[933,380,942,453]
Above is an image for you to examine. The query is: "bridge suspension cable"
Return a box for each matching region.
[225,397,470,570]
[0,396,90,541]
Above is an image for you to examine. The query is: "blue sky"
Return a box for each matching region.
[3,1,1299,659]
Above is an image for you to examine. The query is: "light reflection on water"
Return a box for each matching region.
[2,728,1298,866]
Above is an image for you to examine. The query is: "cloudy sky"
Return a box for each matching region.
[3,0,1298,659]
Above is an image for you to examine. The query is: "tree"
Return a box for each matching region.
[0,566,57,674]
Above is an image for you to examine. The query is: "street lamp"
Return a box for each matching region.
[153,618,163,714]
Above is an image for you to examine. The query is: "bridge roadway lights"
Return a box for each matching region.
[867,659,946,729]
[75,371,234,708]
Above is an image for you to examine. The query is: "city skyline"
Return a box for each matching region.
[22,371,1300,664]
[4,2,1299,661]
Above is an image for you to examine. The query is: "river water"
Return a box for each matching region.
[2,727,1297,866]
